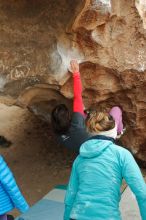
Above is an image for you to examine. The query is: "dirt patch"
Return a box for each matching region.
[0,104,76,217]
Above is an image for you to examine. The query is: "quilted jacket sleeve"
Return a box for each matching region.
[122,150,146,220]
[64,158,79,220]
[0,156,29,213]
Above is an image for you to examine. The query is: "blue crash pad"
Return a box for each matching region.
[16,199,64,220]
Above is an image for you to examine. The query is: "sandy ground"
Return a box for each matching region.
[0,104,76,217]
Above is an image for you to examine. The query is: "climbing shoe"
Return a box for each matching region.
[0,136,12,148]
[7,215,14,220]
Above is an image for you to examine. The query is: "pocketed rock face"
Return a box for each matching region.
[0,0,146,161]
[61,0,146,161]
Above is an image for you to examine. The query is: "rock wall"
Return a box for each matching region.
[0,0,146,160]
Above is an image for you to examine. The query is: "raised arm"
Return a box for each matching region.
[70,60,84,115]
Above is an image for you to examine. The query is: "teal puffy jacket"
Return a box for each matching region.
[64,137,146,220]
[0,155,29,215]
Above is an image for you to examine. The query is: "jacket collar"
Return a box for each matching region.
[88,135,115,143]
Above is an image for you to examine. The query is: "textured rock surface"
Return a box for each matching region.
[0,0,146,160]
[135,0,146,29]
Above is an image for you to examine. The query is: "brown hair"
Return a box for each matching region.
[86,111,115,133]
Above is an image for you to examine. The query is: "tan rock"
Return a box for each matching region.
[135,0,146,29]
[0,0,146,161]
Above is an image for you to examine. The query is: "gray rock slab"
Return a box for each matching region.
[120,187,141,220]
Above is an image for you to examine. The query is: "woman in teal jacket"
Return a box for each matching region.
[0,155,29,220]
[64,111,146,220]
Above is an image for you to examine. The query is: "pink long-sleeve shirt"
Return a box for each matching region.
[73,72,84,116]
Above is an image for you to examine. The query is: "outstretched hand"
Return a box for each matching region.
[70,60,79,73]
